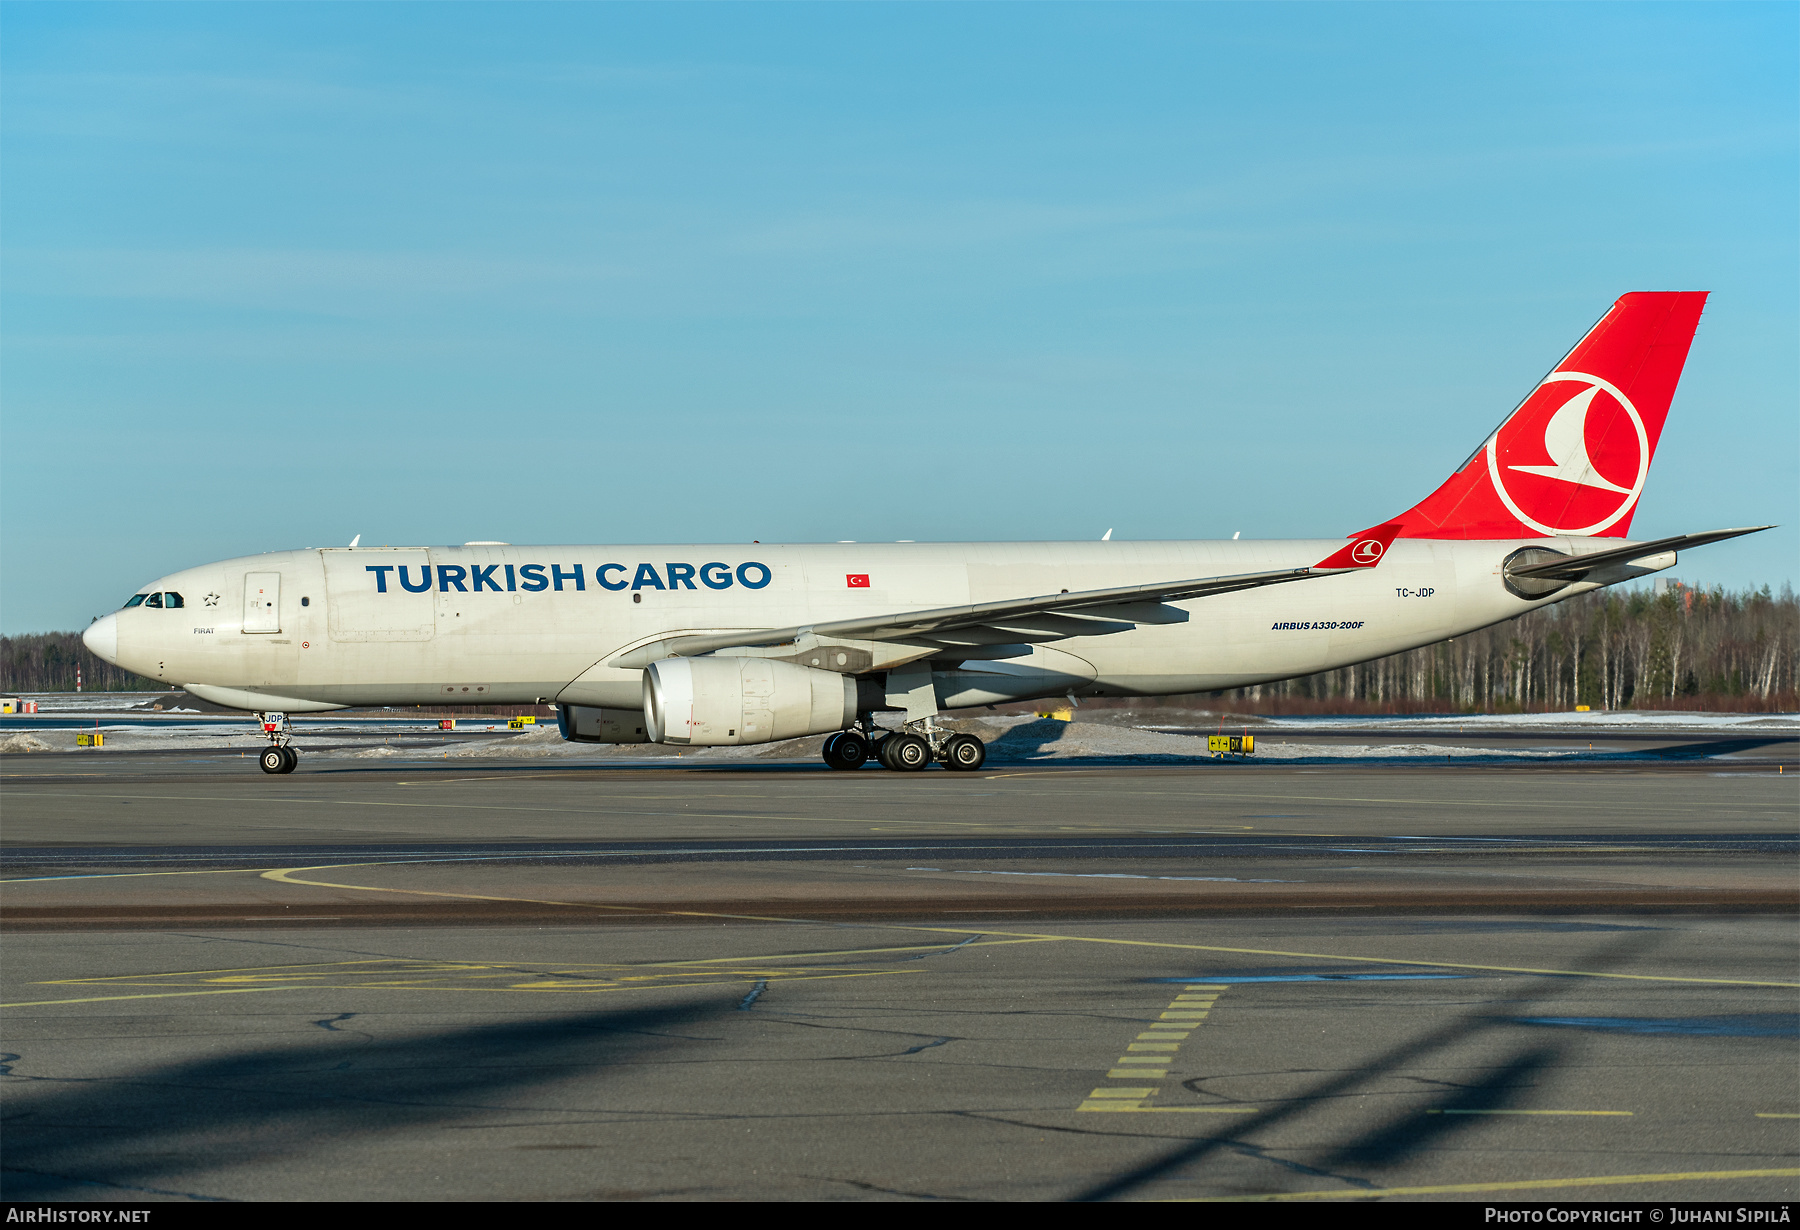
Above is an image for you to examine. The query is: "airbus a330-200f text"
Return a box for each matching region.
[81,292,1771,774]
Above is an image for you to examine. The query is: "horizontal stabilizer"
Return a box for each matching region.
[1504,526,1774,583]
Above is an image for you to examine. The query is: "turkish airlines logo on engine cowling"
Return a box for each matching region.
[1486,370,1648,535]
[1349,539,1385,564]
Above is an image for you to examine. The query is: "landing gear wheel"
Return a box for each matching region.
[941,734,987,771]
[879,732,932,772]
[822,731,870,771]
[260,747,287,774]
[279,746,299,773]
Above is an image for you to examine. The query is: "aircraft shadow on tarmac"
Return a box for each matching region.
[5,980,1597,1204]
[1642,736,1791,760]
[0,1001,725,1201]
[985,719,1074,759]
[1073,932,1659,1202]
[1318,1045,1565,1170]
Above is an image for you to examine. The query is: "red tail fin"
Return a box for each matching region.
[1388,292,1707,539]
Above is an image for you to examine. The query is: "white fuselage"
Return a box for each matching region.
[92,537,1631,715]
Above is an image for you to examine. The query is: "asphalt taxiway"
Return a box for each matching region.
[2,741,1795,1201]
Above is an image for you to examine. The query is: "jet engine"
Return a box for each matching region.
[644,657,856,746]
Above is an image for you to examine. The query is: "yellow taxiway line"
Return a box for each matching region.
[246,862,1800,989]
[3,987,304,1008]
[1175,1167,1800,1201]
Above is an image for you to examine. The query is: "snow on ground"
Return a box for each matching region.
[11,692,1791,732]
[1240,711,1797,732]
[10,693,157,713]
[2,704,1786,763]
[962,717,1577,763]
[0,724,270,754]
[0,733,55,754]
[392,715,1604,766]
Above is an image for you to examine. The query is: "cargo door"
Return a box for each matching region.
[243,573,281,634]
[321,550,436,642]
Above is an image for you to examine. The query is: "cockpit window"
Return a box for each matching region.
[123,594,148,608]
[144,593,164,608]
[163,592,184,608]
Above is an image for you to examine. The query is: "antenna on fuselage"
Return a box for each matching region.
[348,534,361,547]
[1101,529,1113,541]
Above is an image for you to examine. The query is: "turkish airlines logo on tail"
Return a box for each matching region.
[1315,521,1404,570]
[1488,371,1648,535]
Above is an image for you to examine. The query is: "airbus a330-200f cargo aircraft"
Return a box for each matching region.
[82,291,1771,775]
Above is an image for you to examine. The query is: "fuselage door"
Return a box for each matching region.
[244,572,281,634]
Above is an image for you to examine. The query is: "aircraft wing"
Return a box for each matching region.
[608,525,1405,668]
[1503,526,1774,583]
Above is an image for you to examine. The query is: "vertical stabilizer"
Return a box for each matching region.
[1388,291,1707,539]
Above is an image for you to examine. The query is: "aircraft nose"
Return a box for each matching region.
[83,613,119,665]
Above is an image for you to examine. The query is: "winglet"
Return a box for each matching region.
[1314,521,1404,570]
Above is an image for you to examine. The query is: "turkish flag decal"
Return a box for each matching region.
[846,574,870,588]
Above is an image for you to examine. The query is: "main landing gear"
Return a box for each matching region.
[255,712,299,774]
[821,721,987,773]
[821,730,872,770]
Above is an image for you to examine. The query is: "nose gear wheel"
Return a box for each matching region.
[253,712,297,774]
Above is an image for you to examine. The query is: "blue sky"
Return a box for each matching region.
[3,3,1794,632]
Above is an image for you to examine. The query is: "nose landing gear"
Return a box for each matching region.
[255,712,299,774]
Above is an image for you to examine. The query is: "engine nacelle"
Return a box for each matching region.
[644,657,856,746]
[556,705,650,744]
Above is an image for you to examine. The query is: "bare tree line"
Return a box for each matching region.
[1221,582,1798,713]
[4,582,1795,712]
[0,633,162,693]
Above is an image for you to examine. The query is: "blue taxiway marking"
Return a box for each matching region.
[1517,1015,1798,1038]
[1151,973,1468,984]
[905,868,1299,883]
